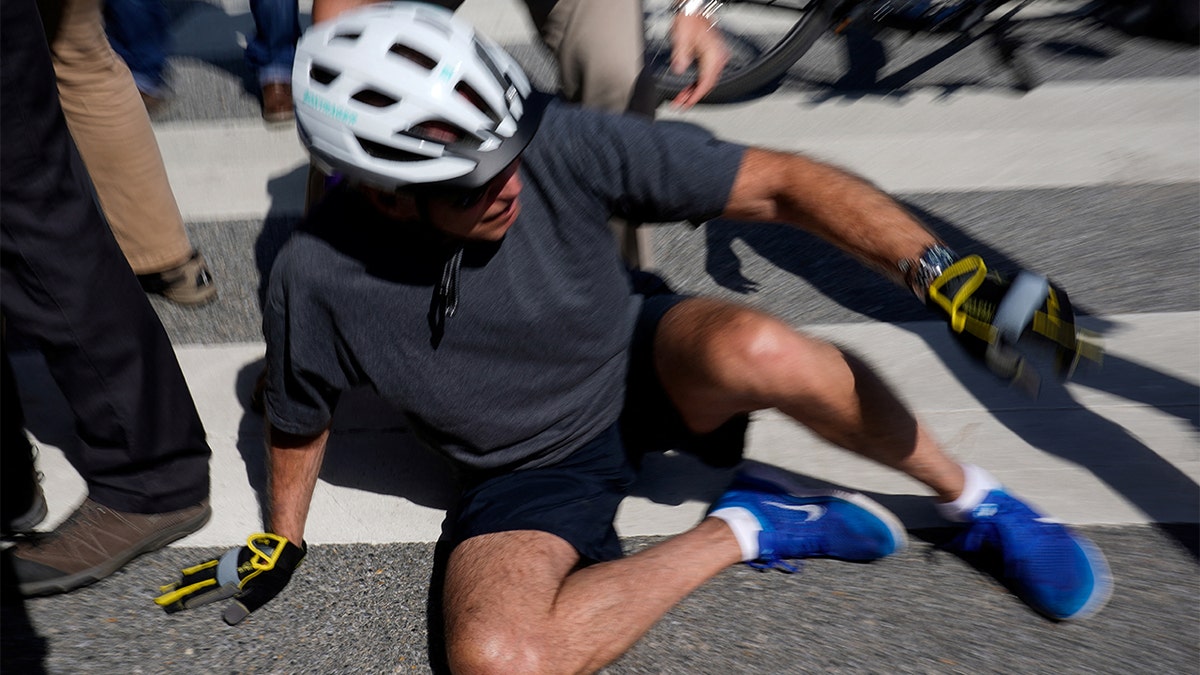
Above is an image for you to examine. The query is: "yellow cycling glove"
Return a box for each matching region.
[154,533,305,625]
[926,255,1102,395]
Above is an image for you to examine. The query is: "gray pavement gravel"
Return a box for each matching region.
[3,526,1196,674]
[2,2,1195,673]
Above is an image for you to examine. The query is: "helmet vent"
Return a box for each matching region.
[389,43,438,71]
[409,121,466,144]
[331,30,362,44]
[473,42,508,90]
[357,137,426,162]
[310,64,338,86]
[351,88,399,108]
[454,82,500,124]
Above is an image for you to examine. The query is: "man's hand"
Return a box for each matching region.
[926,255,1103,394]
[668,13,730,108]
[154,533,306,625]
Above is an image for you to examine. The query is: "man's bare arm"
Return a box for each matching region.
[723,147,942,292]
[266,424,330,544]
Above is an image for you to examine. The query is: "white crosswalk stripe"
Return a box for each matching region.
[13,0,1198,550]
[19,308,1198,547]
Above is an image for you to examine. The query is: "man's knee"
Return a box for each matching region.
[672,303,807,377]
[717,313,835,395]
[446,628,548,675]
[442,531,578,673]
[660,300,844,405]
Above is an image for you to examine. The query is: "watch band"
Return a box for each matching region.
[671,0,724,20]
[900,244,959,296]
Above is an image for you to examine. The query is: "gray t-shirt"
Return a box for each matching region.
[264,100,746,470]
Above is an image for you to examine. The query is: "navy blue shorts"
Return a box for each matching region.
[450,285,748,563]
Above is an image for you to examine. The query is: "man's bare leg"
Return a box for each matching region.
[442,297,977,673]
[652,297,1113,621]
[653,297,966,503]
[443,522,740,674]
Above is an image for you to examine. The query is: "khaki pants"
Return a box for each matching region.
[43,0,193,275]
[530,0,657,267]
[423,0,648,112]
[527,0,646,113]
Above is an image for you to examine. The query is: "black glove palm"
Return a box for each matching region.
[926,255,1102,394]
[155,533,305,625]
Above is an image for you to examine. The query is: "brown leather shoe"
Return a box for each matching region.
[261,82,294,123]
[136,250,217,306]
[10,497,211,597]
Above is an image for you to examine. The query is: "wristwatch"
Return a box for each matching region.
[671,0,724,20]
[901,244,959,296]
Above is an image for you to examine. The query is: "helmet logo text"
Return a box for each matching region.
[302,90,359,126]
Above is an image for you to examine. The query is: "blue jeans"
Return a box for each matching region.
[103,0,170,96]
[245,0,301,86]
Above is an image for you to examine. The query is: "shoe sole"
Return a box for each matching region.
[161,286,218,306]
[736,460,909,554]
[18,505,212,598]
[1043,534,1114,622]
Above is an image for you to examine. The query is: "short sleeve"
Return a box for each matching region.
[262,237,350,436]
[526,103,747,225]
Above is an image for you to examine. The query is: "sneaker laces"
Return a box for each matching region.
[748,558,805,574]
[752,531,827,573]
[942,499,1063,584]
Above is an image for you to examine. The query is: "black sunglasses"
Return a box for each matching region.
[429,159,520,211]
[434,183,491,210]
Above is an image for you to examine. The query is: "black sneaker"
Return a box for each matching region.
[1,479,47,537]
[2,442,47,536]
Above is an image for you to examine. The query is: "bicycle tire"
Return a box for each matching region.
[645,0,835,105]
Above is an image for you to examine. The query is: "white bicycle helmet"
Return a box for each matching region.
[292,2,548,191]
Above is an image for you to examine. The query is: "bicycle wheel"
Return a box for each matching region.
[644,0,835,105]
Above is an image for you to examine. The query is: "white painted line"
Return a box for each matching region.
[13,312,1197,547]
[155,120,310,223]
[661,78,1200,193]
[158,77,1199,222]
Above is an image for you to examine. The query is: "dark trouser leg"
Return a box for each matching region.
[1,342,42,528]
[0,0,210,514]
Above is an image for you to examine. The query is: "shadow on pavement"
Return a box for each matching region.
[698,203,1200,560]
[233,361,462,519]
[234,362,459,671]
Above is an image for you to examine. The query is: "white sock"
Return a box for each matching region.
[936,464,1002,523]
[709,507,762,562]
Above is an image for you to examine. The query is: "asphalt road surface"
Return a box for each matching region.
[2,0,1197,673]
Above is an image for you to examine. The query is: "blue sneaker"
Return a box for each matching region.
[943,489,1112,621]
[709,466,907,572]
